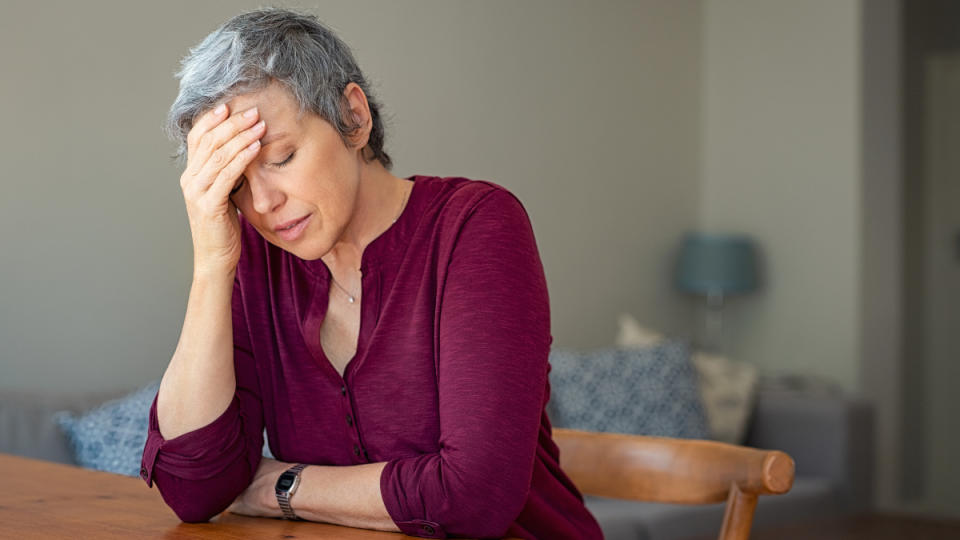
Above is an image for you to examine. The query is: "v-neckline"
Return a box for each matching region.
[300,176,421,383]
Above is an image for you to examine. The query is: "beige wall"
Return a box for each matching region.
[0,0,704,392]
[699,0,863,390]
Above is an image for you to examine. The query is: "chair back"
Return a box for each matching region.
[553,428,795,540]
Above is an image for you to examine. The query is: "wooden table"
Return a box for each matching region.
[0,453,424,539]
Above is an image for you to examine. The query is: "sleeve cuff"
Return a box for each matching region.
[140,394,245,487]
[394,519,446,538]
[380,456,447,538]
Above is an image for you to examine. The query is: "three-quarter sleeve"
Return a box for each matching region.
[380,188,552,539]
[140,275,265,523]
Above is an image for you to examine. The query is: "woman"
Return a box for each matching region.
[140,8,603,539]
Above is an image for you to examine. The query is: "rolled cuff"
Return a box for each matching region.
[379,456,445,538]
[140,393,245,487]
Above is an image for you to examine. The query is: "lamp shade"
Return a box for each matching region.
[675,232,758,295]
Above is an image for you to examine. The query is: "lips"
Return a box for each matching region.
[275,214,312,242]
[274,215,309,232]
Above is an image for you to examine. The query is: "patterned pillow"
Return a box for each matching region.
[615,313,759,444]
[55,380,273,476]
[54,380,162,476]
[547,342,710,438]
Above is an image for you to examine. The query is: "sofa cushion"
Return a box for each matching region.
[53,380,162,476]
[547,341,709,438]
[52,380,276,476]
[615,313,758,444]
[583,477,842,540]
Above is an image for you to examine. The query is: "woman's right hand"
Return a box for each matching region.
[180,104,266,277]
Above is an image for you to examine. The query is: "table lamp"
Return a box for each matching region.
[675,232,759,353]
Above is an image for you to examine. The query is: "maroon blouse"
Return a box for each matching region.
[140,175,603,539]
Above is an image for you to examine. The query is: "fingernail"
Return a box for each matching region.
[243,107,258,119]
[247,140,260,152]
[214,104,226,115]
[253,120,265,130]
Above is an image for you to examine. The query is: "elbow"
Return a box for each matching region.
[165,487,241,524]
[384,455,531,538]
[439,483,529,538]
[162,488,234,524]
[154,471,246,525]
[173,506,217,524]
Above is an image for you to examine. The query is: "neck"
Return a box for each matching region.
[321,163,407,273]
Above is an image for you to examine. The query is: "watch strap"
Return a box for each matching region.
[276,463,307,520]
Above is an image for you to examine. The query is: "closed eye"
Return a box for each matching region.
[274,152,295,168]
[230,175,245,196]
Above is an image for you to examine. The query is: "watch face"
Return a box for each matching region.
[278,473,296,491]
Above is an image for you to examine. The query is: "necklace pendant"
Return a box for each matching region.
[348,296,356,304]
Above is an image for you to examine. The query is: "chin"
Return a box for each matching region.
[288,237,329,261]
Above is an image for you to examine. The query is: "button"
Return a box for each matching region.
[353,444,361,457]
[422,524,435,535]
[340,386,347,396]
[346,414,353,427]
[140,467,147,477]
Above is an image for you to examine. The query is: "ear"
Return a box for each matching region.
[342,82,371,150]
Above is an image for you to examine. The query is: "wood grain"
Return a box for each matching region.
[553,428,795,540]
[0,453,422,539]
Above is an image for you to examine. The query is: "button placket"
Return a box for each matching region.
[342,384,365,461]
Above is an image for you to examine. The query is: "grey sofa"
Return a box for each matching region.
[0,385,872,540]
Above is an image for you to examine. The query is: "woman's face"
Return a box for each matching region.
[224,82,366,261]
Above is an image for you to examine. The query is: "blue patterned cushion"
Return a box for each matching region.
[55,380,273,476]
[54,380,162,476]
[547,341,710,438]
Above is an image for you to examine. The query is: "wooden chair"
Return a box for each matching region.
[553,428,795,540]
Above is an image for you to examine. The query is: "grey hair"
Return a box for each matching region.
[165,7,392,170]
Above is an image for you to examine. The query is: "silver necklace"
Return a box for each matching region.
[330,182,411,304]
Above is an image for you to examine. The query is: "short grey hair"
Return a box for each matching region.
[165,7,392,170]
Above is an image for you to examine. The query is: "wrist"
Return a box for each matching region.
[275,463,308,520]
[192,266,237,286]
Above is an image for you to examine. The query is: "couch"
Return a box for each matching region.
[0,381,872,540]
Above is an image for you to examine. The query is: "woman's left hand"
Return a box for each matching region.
[226,457,292,518]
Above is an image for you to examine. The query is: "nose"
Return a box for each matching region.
[245,171,285,215]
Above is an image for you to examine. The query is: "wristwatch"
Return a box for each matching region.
[275,463,308,520]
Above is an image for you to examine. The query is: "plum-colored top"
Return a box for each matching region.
[140,175,604,539]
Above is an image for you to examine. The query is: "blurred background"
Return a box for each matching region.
[0,0,957,529]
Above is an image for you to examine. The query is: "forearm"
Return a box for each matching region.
[157,270,238,440]
[293,462,399,532]
[238,460,400,532]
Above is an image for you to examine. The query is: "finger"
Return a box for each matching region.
[194,119,265,191]
[185,103,228,157]
[205,139,261,203]
[189,107,261,176]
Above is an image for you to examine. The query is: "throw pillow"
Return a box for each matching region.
[690,352,758,444]
[55,380,274,476]
[615,313,759,444]
[616,312,666,346]
[54,380,161,477]
[547,341,710,439]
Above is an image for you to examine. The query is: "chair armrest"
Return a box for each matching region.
[743,389,874,511]
[553,428,794,504]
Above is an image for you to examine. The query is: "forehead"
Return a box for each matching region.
[225,82,302,134]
